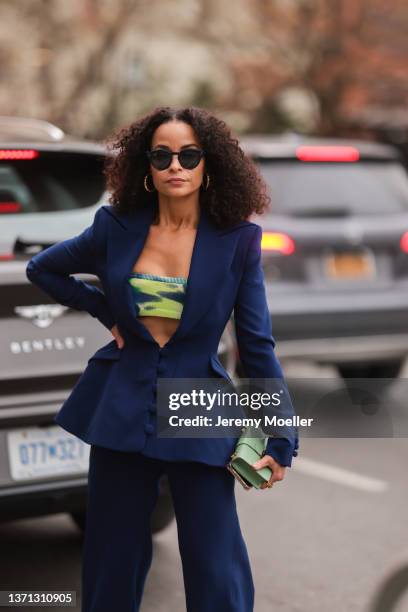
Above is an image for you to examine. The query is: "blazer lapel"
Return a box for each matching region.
[106,200,239,346]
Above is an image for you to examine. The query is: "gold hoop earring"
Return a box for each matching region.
[144,174,155,192]
[202,173,210,191]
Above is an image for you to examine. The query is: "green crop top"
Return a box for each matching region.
[128,272,187,320]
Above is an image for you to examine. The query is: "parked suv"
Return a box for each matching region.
[0,116,236,532]
[240,133,408,382]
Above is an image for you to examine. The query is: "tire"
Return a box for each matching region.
[369,562,408,612]
[70,476,174,535]
[70,510,86,533]
[150,477,174,533]
[337,359,403,389]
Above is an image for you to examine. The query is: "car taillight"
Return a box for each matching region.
[0,149,39,160]
[261,232,295,255]
[400,232,408,253]
[296,145,360,162]
[0,252,14,260]
[0,202,22,213]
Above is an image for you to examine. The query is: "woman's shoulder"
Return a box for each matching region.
[219,220,261,263]
[85,205,128,254]
[87,204,136,238]
[221,218,260,236]
[96,204,127,229]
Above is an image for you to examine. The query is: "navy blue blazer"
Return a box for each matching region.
[26,200,299,467]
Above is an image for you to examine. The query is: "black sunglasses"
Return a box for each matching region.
[146,147,205,170]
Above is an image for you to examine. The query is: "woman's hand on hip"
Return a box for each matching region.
[110,324,125,349]
[252,455,286,490]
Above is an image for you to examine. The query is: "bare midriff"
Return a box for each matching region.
[137,315,180,348]
[131,222,198,348]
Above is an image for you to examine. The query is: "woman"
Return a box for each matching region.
[26,106,298,612]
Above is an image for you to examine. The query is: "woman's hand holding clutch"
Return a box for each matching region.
[252,455,286,489]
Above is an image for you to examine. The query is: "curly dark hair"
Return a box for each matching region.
[102,106,271,229]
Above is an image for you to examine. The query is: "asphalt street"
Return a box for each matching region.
[1,360,407,612]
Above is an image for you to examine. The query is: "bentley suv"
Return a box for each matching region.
[0,116,235,532]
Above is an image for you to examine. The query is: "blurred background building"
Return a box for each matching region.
[0,0,407,159]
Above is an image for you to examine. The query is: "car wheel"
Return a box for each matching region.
[70,477,175,535]
[70,510,86,533]
[151,476,174,533]
[337,359,404,385]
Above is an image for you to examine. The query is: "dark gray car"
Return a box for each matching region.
[239,133,408,382]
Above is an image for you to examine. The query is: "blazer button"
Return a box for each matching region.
[144,423,154,434]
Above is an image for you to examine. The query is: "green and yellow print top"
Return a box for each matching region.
[128,273,187,320]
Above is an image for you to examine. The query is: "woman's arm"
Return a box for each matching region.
[233,224,299,467]
[25,206,115,331]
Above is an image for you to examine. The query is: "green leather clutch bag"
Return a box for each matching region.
[226,426,273,490]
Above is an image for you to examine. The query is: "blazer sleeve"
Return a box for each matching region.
[25,206,115,331]
[233,224,299,467]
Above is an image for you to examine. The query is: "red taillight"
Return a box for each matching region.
[0,149,39,160]
[261,232,295,255]
[0,252,14,260]
[0,202,22,213]
[296,145,360,162]
[400,232,408,253]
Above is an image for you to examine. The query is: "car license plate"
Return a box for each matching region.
[325,250,375,279]
[7,426,90,481]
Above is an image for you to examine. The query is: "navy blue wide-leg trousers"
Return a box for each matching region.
[80,445,255,612]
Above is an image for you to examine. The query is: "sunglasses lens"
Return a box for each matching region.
[148,148,203,170]
[179,149,202,169]
[150,150,171,170]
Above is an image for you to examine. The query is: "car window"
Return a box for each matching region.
[0,151,106,214]
[256,160,408,216]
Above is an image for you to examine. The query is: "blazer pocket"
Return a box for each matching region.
[88,340,123,362]
[210,354,233,383]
